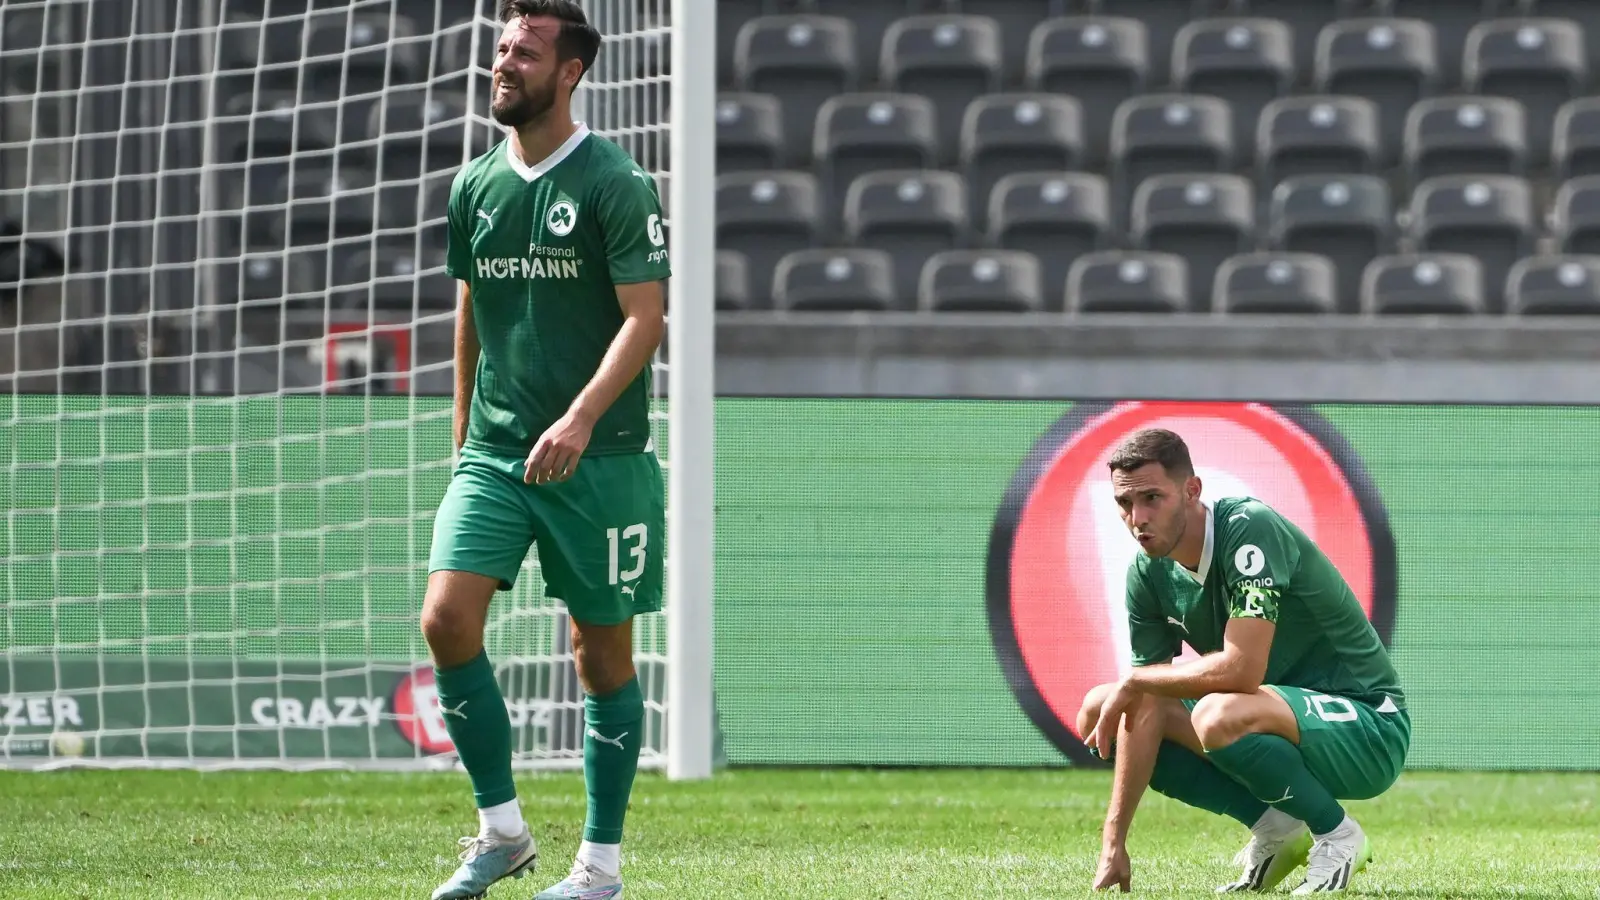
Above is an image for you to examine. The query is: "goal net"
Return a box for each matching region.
[0,0,679,770]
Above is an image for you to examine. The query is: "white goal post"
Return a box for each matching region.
[0,0,714,779]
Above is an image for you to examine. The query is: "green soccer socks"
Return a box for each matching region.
[1149,740,1271,827]
[1205,733,1346,835]
[435,650,518,809]
[583,677,645,845]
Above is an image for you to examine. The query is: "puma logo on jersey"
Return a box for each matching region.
[1230,512,1249,521]
[476,208,497,229]
[629,169,653,184]
[1166,616,1188,634]
[620,584,637,599]
[1267,786,1294,805]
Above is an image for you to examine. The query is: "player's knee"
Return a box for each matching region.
[420,575,492,662]
[571,620,636,695]
[1191,692,1255,750]
[1077,682,1117,737]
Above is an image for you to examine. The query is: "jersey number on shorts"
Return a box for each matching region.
[1303,693,1359,723]
[607,523,648,585]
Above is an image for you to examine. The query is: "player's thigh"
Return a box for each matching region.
[428,448,539,591]
[1267,685,1412,800]
[530,451,665,627]
[1191,688,1302,748]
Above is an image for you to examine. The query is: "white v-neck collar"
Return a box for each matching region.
[503,122,591,183]
[1180,502,1215,584]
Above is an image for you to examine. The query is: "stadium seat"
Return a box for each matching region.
[717,250,753,311]
[1402,96,1527,186]
[1025,17,1148,166]
[1385,0,1502,88]
[918,250,1044,313]
[805,0,942,87]
[975,0,1067,87]
[1505,254,1600,315]
[718,0,769,88]
[1315,19,1439,165]
[882,15,1002,166]
[336,246,453,311]
[1550,176,1600,254]
[369,91,477,177]
[772,248,897,312]
[1553,98,1600,181]
[1111,94,1233,226]
[1464,18,1586,167]
[717,93,786,173]
[1067,250,1191,313]
[716,171,823,311]
[815,93,938,224]
[1522,0,1600,74]
[1267,175,1395,314]
[218,12,304,79]
[961,94,1084,232]
[1257,95,1382,190]
[1131,174,1254,312]
[735,16,857,168]
[219,92,338,162]
[1173,18,1295,162]
[1090,0,1228,86]
[1360,253,1486,316]
[1214,252,1339,315]
[989,172,1112,313]
[1407,175,1537,314]
[842,169,968,306]
[1238,0,1364,86]
[304,12,423,88]
[219,248,324,307]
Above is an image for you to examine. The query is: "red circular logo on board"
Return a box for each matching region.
[392,666,457,756]
[985,401,1396,764]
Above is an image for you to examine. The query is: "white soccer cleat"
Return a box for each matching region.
[1292,818,1373,894]
[430,828,538,900]
[1216,826,1311,892]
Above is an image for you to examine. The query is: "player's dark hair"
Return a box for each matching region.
[499,0,602,87]
[1107,428,1195,481]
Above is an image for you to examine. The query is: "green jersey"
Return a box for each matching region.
[445,125,672,457]
[1126,496,1404,709]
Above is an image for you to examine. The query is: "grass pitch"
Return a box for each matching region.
[0,769,1594,898]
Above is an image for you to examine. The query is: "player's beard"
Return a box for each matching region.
[1141,505,1187,558]
[491,69,559,129]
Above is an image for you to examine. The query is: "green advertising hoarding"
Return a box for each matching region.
[2,397,1595,769]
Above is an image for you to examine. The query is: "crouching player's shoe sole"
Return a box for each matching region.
[534,861,623,900]
[1217,828,1312,892]
[430,829,538,900]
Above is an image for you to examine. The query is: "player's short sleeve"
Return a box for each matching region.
[594,165,673,285]
[1221,506,1300,625]
[1127,564,1179,667]
[445,167,474,282]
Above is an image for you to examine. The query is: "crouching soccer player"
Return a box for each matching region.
[421,2,670,898]
[1079,428,1410,895]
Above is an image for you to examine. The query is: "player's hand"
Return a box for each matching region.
[1086,678,1142,760]
[1092,843,1131,892]
[526,410,595,485]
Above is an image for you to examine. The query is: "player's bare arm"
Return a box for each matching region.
[1087,672,1158,893]
[524,279,664,485]
[453,282,480,454]
[1127,617,1274,700]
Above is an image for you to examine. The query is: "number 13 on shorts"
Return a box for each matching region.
[607,524,648,585]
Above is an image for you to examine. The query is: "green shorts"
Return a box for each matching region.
[1184,686,1412,800]
[428,445,665,626]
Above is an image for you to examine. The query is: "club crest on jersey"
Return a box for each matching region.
[546,199,578,236]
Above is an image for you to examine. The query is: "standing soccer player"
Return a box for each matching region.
[1078,429,1410,895]
[423,3,669,899]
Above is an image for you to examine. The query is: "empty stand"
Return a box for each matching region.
[716,171,823,310]
[883,15,1002,165]
[1130,173,1255,312]
[1026,17,1148,166]
[815,93,938,223]
[717,250,753,311]
[979,0,1070,86]
[1361,253,1486,315]
[842,170,968,306]
[1111,94,1233,223]
[735,16,857,168]
[1505,254,1600,314]
[961,94,1084,232]
[1402,96,1526,185]
[773,248,898,312]
[1257,95,1383,188]
[988,172,1112,313]
[337,245,452,311]
[918,250,1044,313]
[1551,176,1600,254]
[1315,19,1438,165]
[1092,0,1229,86]
[1240,0,1364,86]
[1523,0,1600,76]
[1464,17,1586,167]
[1267,175,1395,313]
[1553,97,1600,180]
[716,93,786,173]
[1068,250,1191,313]
[1173,17,1295,161]
[1407,175,1536,313]
[1385,0,1499,87]
[1214,252,1339,314]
